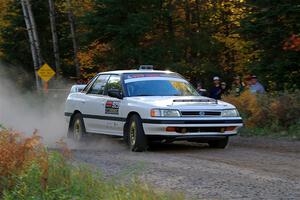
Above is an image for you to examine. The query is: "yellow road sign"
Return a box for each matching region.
[37,63,56,82]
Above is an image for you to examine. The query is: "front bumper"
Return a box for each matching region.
[142,117,243,137]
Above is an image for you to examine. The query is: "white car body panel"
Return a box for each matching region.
[65,70,243,139]
[69,85,86,93]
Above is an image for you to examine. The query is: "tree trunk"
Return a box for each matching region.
[20,0,41,90]
[166,0,175,61]
[48,0,61,77]
[25,0,43,68]
[195,0,202,60]
[184,0,191,61]
[66,0,80,78]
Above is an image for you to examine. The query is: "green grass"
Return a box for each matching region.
[239,122,300,140]
[2,152,184,200]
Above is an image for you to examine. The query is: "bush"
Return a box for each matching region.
[0,130,184,200]
[0,129,47,193]
[224,91,300,139]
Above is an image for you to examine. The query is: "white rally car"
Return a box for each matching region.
[65,66,243,151]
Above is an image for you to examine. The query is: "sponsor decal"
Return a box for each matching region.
[105,101,120,115]
[124,73,179,79]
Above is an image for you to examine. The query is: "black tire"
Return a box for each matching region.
[69,113,86,142]
[208,137,229,149]
[127,115,148,152]
[123,123,129,145]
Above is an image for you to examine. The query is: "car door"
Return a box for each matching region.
[81,74,110,134]
[102,75,125,136]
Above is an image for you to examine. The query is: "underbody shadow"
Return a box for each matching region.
[70,133,219,153]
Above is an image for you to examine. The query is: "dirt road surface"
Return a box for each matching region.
[71,136,300,199]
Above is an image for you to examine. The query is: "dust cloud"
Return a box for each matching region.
[0,63,126,151]
[0,63,70,146]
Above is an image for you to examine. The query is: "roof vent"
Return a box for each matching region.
[139,65,154,70]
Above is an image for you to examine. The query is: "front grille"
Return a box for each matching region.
[181,111,221,117]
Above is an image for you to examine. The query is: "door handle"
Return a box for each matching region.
[80,101,85,104]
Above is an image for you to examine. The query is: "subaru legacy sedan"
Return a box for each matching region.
[65,66,243,151]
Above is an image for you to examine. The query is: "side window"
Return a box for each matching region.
[106,75,122,93]
[88,75,110,95]
[82,75,98,93]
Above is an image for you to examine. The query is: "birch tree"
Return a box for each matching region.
[20,0,41,90]
[25,0,43,67]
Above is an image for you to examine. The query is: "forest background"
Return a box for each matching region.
[0,0,299,90]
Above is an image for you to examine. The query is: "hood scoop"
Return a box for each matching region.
[173,99,218,104]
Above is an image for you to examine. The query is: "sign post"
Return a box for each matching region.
[37,63,56,93]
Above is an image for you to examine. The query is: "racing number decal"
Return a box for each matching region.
[105,101,120,115]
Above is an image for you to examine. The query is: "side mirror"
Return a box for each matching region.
[108,89,123,99]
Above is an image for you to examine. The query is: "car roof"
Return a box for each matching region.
[98,69,174,75]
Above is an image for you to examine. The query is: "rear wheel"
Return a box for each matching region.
[208,137,229,149]
[127,115,148,152]
[69,113,86,142]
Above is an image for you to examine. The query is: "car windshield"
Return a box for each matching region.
[125,79,199,97]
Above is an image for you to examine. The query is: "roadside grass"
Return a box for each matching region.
[0,129,184,200]
[224,91,300,140]
[238,125,300,140]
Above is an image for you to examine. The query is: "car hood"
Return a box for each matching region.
[127,96,235,110]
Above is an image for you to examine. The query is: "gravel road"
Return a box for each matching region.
[70,136,300,200]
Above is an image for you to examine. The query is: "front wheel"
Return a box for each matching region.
[69,113,86,142]
[208,137,229,149]
[127,115,148,152]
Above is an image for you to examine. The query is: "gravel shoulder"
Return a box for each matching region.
[70,135,300,200]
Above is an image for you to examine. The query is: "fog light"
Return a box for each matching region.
[181,128,187,134]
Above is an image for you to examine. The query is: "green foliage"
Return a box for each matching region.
[0,0,79,79]
[82,0,164,68]
[0,0,299,90]
[80,0,227,85]
[240,0,300,90]
[3,152,184,200]
[0,2,32,70]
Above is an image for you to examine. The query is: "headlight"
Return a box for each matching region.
[151,109,181,117]
[222,109,239,117]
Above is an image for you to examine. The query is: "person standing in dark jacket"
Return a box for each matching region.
[209,76,222,100]
[196,82,208,96]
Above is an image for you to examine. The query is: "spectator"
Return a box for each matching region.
[196,82,207,96]
[232,76,244,96]
[243,75,252,90]
[250,75,265,94]
[209,76,222,100]
[221,82,229,97]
